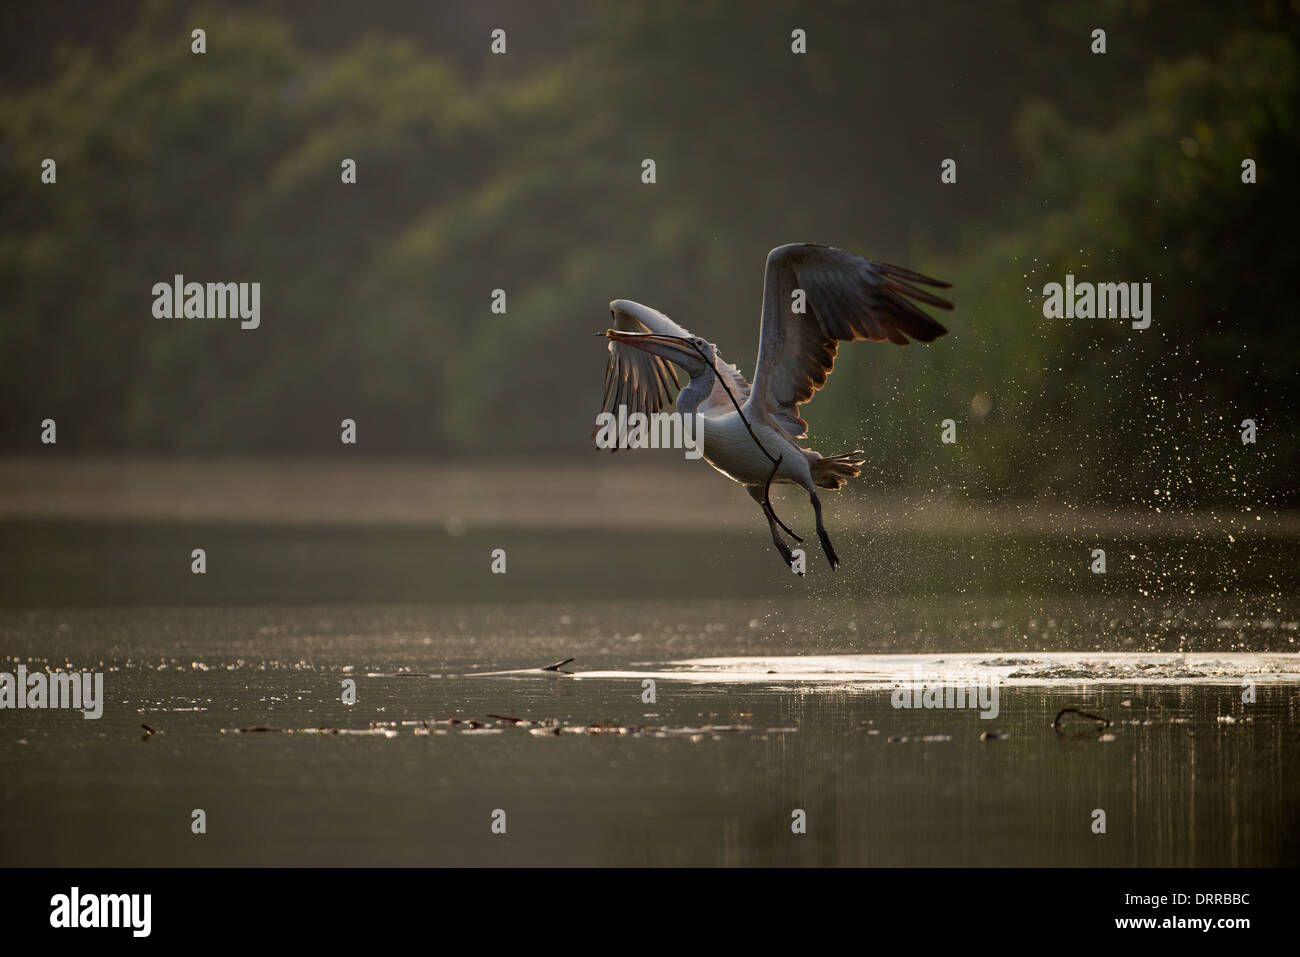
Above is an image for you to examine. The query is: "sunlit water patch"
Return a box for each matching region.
[2,529,1298,866]
[569,652,1300,686]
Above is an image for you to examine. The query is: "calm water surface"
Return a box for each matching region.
[2,522,1297,866]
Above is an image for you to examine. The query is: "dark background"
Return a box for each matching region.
[2,0,1295,505]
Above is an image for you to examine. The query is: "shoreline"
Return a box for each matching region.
[1,455,1293,536]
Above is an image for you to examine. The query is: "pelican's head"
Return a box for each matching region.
[605,300,714,377]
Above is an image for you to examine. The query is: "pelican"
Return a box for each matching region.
[595,242,952,572]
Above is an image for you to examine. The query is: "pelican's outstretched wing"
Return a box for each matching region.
[593,303,686,442]
[594,301,751,444]
[745,243,952,439]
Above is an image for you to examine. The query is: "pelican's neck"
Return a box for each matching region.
[676,365,716,416]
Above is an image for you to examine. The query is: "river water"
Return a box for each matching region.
[2,520,1297,866]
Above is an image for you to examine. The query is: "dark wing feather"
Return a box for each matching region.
[592,306,684,446]
[594,302,752,442]
[747,243,952,439]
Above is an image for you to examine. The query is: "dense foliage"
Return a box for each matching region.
[2,1,1295,505]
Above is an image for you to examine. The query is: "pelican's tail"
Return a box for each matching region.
[810,450,865,490]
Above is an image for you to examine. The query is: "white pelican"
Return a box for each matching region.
[595,242,952,572]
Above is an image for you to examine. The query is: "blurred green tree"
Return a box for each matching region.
[0,1,1294,507]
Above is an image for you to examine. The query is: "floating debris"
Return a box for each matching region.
[222,725,398,738]
[466,658,577,678]
[1052,707,1112,735]
[363,672,442,679]
[221,713,790,740]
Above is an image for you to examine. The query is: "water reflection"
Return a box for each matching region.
[1,520,1296,866]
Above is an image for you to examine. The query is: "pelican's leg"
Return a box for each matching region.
[809,490,839,571]
[761,457,802,542]
[766,499,802,542]
[765,508,797,569]
[748,486,800,571]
